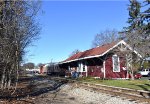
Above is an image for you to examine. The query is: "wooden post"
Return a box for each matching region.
[103,61,106,79]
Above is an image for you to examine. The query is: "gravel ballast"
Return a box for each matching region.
[33,83,148,104]
[1,78,147,104]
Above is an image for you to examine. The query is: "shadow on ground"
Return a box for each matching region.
[129,82,150,98]
[0,76,68,101]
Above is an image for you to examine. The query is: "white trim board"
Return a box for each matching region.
[112,54,120,72]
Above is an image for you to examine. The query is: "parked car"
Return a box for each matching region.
[148,72,150,77]
[139,68,150,76]
[128,73,142,79]
[134,73,142,79]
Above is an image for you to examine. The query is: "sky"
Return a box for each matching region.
[26,0,130,65]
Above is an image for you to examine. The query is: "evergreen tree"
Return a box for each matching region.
[122,0,150,58]
[126,0,141,32]
[141,0,150,34]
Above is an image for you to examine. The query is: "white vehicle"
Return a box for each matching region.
[139,68,150,76]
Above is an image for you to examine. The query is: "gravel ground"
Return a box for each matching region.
[31,83,148,104]
[0,77,148,104]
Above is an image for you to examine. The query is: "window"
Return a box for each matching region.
[80,62,87,72]
[68,66,71,71]
[83,65,85,71]
[112,54,120,72]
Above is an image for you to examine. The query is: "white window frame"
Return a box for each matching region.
[68,66,71,71]
[82,64,87,72]
[78,62,81,72]
[112,54,120,72]
[79,62,87,72]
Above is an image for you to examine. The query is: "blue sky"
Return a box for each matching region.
[26,0,129,65]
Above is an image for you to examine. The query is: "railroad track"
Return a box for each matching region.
[50,77,150,104]
[75,82,150,104]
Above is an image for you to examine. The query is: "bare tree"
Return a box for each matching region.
[121,0,150,70]
[92,29,120,47]
[121,30,149,59]
[37,63,44,67]
[69,49,80,57]
[0,0,41,93]
[23,62,35,69]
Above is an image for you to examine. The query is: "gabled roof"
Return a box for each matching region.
[60,40,142,64]
[63,51,84,62]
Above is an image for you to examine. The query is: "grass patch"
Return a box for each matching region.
[77,77,150,91]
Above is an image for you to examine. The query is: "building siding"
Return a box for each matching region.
[84,55,127,79]
[105,56,127,79]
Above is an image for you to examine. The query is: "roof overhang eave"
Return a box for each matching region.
[59,40,123,64]
[59,51,111,64]
[59,40,142,64]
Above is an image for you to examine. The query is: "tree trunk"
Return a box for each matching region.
[126,53,134,80]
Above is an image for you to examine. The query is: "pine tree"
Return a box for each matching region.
[122,0,150,58]
[141,0,150,34]
[126,0,141,32]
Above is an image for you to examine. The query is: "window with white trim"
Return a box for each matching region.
[112,54,120,72]
[83,65,85,71]
[79,62,87,72]
[68,66,71,71]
